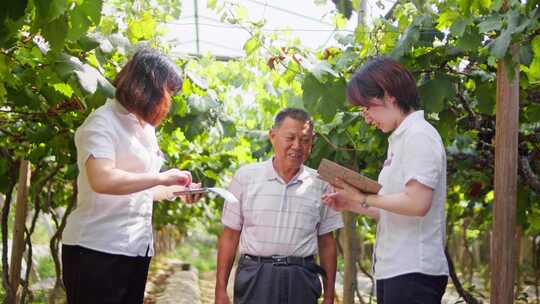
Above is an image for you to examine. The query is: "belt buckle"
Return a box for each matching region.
[271,255,288,266]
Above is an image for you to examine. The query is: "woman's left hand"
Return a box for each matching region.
[179,183,204,204]
[321,178,367,212]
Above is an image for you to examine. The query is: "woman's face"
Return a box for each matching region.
[360,95,404,133]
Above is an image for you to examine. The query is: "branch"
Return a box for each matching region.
[20,227,35,303]
[1,157,18,303]
[445,247,481,304]
[519,155,540,192]
[448,152,494,171]
[317,132,359,152]
[50,179,77,290]
[384,0,400,20]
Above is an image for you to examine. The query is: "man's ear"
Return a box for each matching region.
[268,128,276,144]
[311,132,318,145]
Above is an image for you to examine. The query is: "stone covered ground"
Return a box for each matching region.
[142,255,503,304]
[141,228,536,304]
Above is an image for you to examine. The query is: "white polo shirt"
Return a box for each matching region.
[374,111,449,279]
[221,159,343,257]
[62,99,164,257]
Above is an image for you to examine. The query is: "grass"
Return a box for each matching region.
[167,233,218,273]
[36,255,56,280]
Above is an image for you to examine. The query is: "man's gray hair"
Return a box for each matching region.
[272,108,314,130]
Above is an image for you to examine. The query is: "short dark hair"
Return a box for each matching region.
[347,57,419,113]
[114,48,182,126]
[273,108,313,130]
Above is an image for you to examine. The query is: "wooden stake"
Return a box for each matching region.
[490,44,519,304]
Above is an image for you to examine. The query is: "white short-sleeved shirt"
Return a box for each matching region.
[374,111,449,279]
[62,99,164,257]
[221,159,343,257]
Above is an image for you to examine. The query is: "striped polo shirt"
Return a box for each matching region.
[221,159,343,257]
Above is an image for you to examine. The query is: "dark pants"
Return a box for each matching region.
[234,255,322,304]
[376,272,448,304]
[62,244,151,304]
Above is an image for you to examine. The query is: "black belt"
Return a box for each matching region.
[241,254,326,277]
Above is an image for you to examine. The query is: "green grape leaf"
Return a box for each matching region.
[332,0,353,19]
[525,104,540,123]
[302,73,346,122]
[35,0,69,23]
[456,26,482,51]
[55,53,114,96]
[243,36,261,56]
[488,31,511,59]
[478,15,502,33]
[188,94,219,114]
[476,82,495,115]
[418,74,455,113]
[42,15,68,51]
[51,83,74,97]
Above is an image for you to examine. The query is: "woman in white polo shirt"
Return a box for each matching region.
[62,49,199,304]
[322,57,449,303]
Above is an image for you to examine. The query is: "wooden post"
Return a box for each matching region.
[8,160,30,303]
[341,211,358,304]
[490,44,519,304]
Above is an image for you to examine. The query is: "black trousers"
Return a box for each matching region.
[233,255,322,304]
[376,272,448,304]
[62,244,151,304]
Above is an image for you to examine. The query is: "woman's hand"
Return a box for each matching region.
[178,183,204,204]
[158,169,192,186]
[321,178,367,213]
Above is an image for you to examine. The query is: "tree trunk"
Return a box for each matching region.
[8,160,30,303]
[341,211,358,304]
[490,43,519,304]
[1,183,16,304]
[446,247,480,304]
[515,227,523,296]
[50,180,77,301]
[534,236,539,304]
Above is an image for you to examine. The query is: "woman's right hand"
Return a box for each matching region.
[158,169,192,186]
[322,178,366,212]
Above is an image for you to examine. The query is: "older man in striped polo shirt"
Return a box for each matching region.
[215,108,343,304]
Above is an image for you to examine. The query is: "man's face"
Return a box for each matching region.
[269,117,314,170]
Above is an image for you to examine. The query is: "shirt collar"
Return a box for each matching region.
[264,157,309,184]
[109,98,148,128]
[389,110,424,141]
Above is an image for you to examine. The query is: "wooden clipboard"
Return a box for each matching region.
[317,158,382,194]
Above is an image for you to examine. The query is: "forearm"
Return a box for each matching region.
[91,168,161,195]
[318,233,337,302]
[216,228,240,291]
[152,185,184,201]
[366,191,430,217]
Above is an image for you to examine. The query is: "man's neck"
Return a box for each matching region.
[272,158,301,183]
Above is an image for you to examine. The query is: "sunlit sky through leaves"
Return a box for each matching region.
[164,0,391,58]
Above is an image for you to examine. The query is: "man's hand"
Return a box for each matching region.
[215,289,231,304]
[322,296,334,304]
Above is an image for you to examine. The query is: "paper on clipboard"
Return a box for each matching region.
[173,187,238,203]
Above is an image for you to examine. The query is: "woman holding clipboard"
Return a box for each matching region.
[322,57,448,303]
